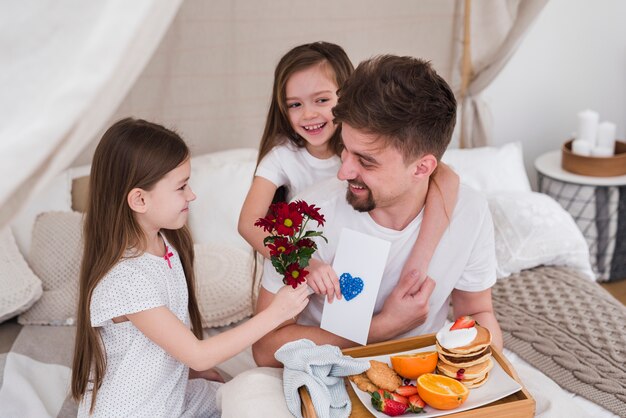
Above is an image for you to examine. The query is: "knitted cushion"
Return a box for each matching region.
[19,211,83,325]
[194,243,258,328]
[493,266,626,416]
[0,228,43,323]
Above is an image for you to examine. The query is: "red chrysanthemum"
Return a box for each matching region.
[254,215,276,233]
[255,199,326,288]
[294,200,325,226]
[273,202,303,236]
[297,238,315,249]
[283,263,309,288]
[268,237,296,257]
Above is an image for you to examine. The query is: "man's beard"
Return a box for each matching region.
[346,182,376,212]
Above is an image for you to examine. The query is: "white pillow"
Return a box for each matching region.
[0,228,43,323]
[10,164,90,257]
[442,142,531,193]
[195,243,259,328]
[188,148,258,252]
[488,191,594,279]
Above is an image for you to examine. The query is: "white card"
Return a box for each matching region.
[320,228,391,345]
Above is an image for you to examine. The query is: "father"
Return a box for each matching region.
[253,55,502,367]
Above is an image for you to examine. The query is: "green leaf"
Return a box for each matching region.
[298,255,311,268]
[303,230,328,243]
[271,258,285,275]
[298,247,315,259]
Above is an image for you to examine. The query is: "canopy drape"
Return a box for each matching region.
[0,0,183,230]
[459,0,549,148]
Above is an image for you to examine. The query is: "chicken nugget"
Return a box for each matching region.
[349,373,378,393]
[365,360,402,392]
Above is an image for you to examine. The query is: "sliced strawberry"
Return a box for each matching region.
[374,389,408,405]
[388,392,408,405]
[408,394,426,413]
[450,315,475,330]
[371,390,409,416]
[395,385,419,397]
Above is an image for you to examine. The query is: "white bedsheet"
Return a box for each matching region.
[503,349,618,418]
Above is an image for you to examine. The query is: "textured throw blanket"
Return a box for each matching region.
[492,266,626,417]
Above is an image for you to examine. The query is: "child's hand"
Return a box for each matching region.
[269,282,310,322]
[306,258,342,303]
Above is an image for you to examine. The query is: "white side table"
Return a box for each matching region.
[535,150,626,282]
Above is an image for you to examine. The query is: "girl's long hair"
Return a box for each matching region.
[256,41,354,167]
[71,118,203,412]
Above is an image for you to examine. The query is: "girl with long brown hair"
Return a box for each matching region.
[71,118,309,417]
[238,42,460,303]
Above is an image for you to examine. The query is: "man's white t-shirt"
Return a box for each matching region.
[255,141,341,201]
[78,238,221,418]
[261,179,497,338]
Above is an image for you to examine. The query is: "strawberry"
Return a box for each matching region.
[371,390,409,416]
[389,392,408,405]
[408,394,426,413]
[395,385,419,397]
[450,315,475,330]
[375,389,408,405]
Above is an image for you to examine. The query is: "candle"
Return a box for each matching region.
[576,109,599,145]
[591,146,614,157]
[596,121,616,151]
[572,139,592,156]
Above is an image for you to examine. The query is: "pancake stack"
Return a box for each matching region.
[435,325,493,388]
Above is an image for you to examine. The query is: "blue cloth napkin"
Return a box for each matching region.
[274,339,370,418]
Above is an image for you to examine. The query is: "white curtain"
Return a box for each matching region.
[459,0,549,148]
[0,0,183,230]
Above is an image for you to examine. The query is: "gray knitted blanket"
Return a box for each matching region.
[492,266,626,417]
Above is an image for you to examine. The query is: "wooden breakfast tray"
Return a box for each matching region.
[299,333,535,418]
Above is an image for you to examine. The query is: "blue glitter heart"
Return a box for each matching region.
[339,273,364,301]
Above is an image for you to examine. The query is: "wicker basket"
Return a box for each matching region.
[562,139,626,177]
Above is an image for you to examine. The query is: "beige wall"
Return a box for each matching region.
[74,0,463,165]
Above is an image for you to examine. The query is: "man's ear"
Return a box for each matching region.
[127,188,148,214]
[413,154,438,178]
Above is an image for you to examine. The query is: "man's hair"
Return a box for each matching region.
[333,55,457,161]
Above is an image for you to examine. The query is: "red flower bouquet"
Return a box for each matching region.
[255,200,327,288]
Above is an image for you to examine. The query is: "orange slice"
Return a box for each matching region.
[416,373,469,410]
[390,350,438,379]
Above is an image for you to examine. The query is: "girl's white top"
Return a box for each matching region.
[78,238,220,417]
[256,141,341,200]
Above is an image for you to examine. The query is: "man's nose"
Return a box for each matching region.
[337,154,356,180]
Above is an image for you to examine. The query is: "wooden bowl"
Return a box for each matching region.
[562,139,626,177]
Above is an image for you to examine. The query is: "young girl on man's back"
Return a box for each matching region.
[238,42,460,300]
[71,118,309,417]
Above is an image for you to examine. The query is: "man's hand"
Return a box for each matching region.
[306,258,342,303]
[372,270,436,341]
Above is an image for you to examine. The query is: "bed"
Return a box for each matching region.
[0,143,624,418]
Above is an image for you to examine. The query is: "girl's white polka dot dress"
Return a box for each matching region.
[78,239,221,417]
